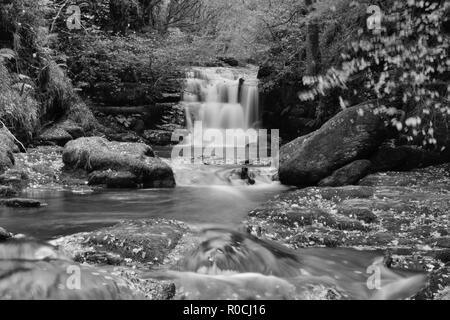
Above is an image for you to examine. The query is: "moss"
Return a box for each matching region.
[62,137,175,188]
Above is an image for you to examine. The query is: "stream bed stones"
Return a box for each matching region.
[51,219,190,299]
[0,241,143,300]
[246,164,450,299]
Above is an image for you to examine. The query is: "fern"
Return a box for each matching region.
[0,48,16,62]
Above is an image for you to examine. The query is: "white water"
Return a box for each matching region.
[183,67,260,130]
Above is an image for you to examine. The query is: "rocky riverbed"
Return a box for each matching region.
[246,164,450,300]
[1,143,449,299]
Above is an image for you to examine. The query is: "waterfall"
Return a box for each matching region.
[183,67,260,130]
[172,66,278,173]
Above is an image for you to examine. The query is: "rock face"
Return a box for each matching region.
[62,137,175,188]
[279,105,388,187]
[318,160,372,187]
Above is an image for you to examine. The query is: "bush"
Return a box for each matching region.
[300,0,450,149]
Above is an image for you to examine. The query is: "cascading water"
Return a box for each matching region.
[147,229,427,300]
[168,66,276,186]
[183,67,260,130]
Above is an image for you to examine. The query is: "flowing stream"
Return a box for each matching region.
[0,67,427,299]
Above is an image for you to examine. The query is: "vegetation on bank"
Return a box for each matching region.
[0,0,97,144]
[259,0,450,150]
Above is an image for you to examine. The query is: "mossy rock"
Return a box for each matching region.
[63,137,175,188]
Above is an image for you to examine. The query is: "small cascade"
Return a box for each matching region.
[183,67,260,130]
[146,229,427,300]
[169,66,277,185]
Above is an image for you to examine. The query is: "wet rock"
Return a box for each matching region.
[88,170,140,189]
[0,241,142,300]
[63,137,175,188]
[0,198,42,208]
[53,219,187,266]
[0,227,12,241]
[279,104,388,187]
[318,160,372,187]
[143,130,173,146]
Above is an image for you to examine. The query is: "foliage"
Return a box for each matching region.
[300,0,450,148]
[0,62,39,140]
[0,0,99,141]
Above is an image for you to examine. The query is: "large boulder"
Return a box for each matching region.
[62,137,175,188]
[279,104,388,187]
[318,160,372,187]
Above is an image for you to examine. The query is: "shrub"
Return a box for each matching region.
[300,0,450,149]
